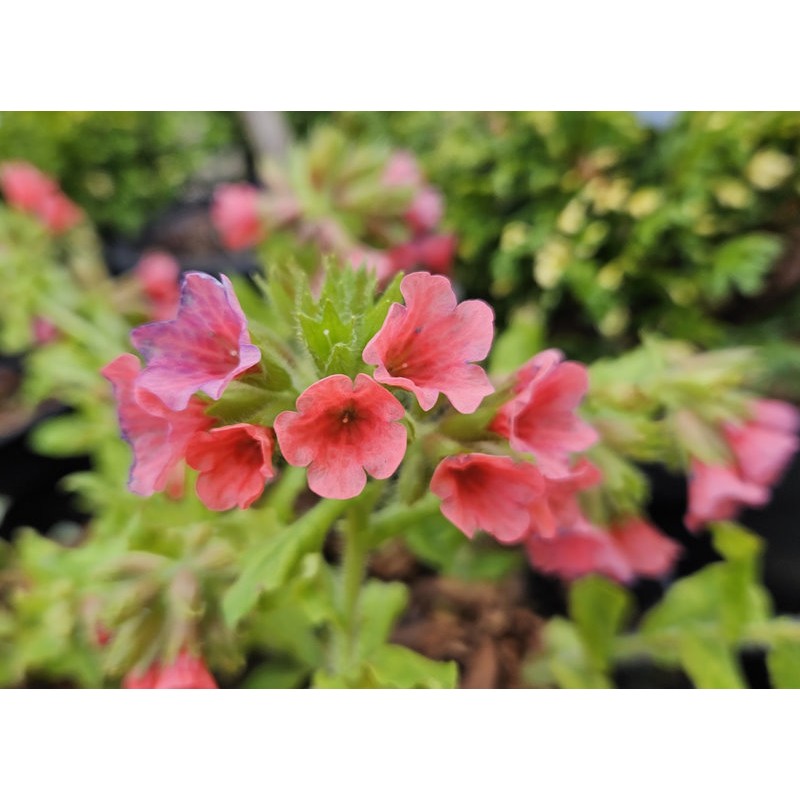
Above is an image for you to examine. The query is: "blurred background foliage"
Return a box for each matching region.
[0,112,242,237]
[289,112,800,394]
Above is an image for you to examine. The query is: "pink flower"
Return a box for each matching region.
[526,517,680,584]
[406,186,443,234]
[416,233,456,275]
[383,151,422,187]
[491,349,597,476]
[684,460,769,532]
[101,354,213,496]
[131,272,261,411]
[0,162,58,213]
[186,423,276,511]
[274,373,406,499]
[723,399,800,487]
[123,651,217,689]
[684,399,799,532]
[431,454,544,543]
[211,183,265,250]
[362,272,494,414]
[31,316,59,345]
[135,252,181,321]
[526,458,603,539]
[37,191,82,234]
[0,161,82,233]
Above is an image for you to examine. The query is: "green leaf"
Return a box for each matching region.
[531,618,613,689]
[357,580,409,661]
[767,641,800,689]
[30,415,97,456]
[206,383,296,427]
[364,644,458,688]
[241,661,310,689]
[678,632,745,688]
[707,233,782,302]
[222,499,346,627]
[569,576,632,670]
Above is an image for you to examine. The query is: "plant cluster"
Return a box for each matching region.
[1,137,800,689]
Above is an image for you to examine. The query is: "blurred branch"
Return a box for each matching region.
[238,111,292,166]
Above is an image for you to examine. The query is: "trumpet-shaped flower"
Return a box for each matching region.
[491,349,597,476]
[526,517,680,584]
[186,423,276,511]
[102,354,212,496]
[684,399,799,532]
[131,272,260,411]
[211,183,265,250]
[274,374,406,499]
[431,454,544,543]
[123,651,218,689]
[363,272,494,413]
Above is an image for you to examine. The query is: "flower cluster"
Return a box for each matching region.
[105,261,798,588]
[209,140,456,284]
[103,272,275,511]
[685,399,800,532]
[0,161,82,234]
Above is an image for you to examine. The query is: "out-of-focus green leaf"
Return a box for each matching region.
[569,576,632,670]
[767,641,800,689]
[364,644,458,688]
[678,632,745,689]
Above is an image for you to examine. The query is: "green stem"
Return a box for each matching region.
[370,493,441,545]
[341,507,368,669]
[266,465,309,523]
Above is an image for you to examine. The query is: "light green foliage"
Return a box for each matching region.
[299,112,800,392]
[525,522,800,689]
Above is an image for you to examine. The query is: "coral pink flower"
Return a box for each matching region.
[0,161,82,233]
[684,460,769,532]
[135,251,181,321]
[123,651,218,689]
[274,374,406,499]
[0,162,58,213]
[526,517,680,584]
[37,191,83,234]
[723,399,800,487]
[211,183,265,250]
[416,233,456,275]
[101,354,213,496]
[406,186,443,234]
[526,458,603,539]
[684,399,799,532]
[131,272,260,411]
[383,151,422,187]
[31,316,59,345]
[186,423,276,511]
[431,454,544,543]
[363,272,494,413]
[491,349,597,476]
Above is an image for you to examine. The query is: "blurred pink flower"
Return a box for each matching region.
[131,272,260,411]
[526,517,680,584]
[101,354,213,496]
[406,186,443,234]
[684,399,799,532]
[431,454,544,543]
[31,316,60,345]
[186,423,276,511]
[491,349,597,476]
[363,272,494,413]
[0,161,82,233]
[274,373,406,499]
[123,651,218,689]
[382,151,422,187]
[135,252,181,321]
[211,183,265,250]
